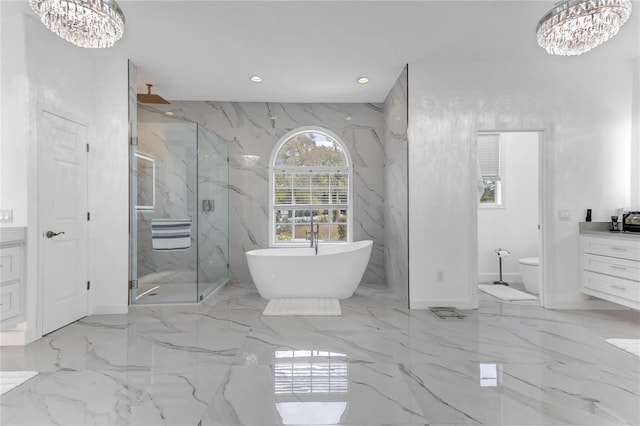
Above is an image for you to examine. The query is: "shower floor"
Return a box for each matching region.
[135,282,198,304]
[134,271,226,304]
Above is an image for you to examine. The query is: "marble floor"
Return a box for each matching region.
[1,283,639,425]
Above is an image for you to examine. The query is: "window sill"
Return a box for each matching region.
[268,241,350,248]
[479,203,505,210]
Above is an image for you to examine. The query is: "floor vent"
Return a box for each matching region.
[430,306,467,319]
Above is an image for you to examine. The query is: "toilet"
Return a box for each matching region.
[518,257,540,294]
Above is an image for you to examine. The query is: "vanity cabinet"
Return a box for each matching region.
[581,235,640,310]
[1,244,24,327]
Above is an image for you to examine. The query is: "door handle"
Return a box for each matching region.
[46,231,65,238]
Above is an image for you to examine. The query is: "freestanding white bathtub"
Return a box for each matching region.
[246,240,373,299]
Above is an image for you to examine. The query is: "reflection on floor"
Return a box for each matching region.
[1,283,639,425]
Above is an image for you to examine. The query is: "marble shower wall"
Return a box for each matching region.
[383,67,409,304]
[136,122,198,282]
[140,102,385,286]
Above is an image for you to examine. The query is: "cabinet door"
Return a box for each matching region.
[0,282,21,322]
[0,246,21,284]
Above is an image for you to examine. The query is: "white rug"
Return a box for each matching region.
[263,298,341,316]
[1,371,38,395]
[479,284,537,301]
[606,339,640,357]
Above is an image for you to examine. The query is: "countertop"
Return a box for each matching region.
[0,227,26,244]
[579,222,640,240]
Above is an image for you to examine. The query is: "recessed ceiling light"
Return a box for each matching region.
[165,111,175,116]
[356,76,370,84]
[345,116,352,121]
[250,75,263,83]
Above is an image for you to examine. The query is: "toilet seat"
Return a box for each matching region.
[519,257,539,266]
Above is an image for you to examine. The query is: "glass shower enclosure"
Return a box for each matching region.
[129,121,229,304]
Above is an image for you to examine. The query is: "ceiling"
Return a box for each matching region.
[83,0,640,103]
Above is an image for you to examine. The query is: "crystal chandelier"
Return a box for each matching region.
[536,0,632,56]
[30,0,125,49]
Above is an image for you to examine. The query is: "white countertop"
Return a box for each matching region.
[0,227,26,244]
[579,222,640,240]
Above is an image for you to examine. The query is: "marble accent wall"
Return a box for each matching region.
[140,102,385,286]
[383,67,409,304]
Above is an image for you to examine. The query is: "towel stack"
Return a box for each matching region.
[151,219,192,251]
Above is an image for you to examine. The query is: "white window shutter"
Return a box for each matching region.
[478,134,500,179]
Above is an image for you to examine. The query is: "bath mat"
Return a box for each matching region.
[606,339,640,357]
[263,298,341,316]
[0,371,38,395]
[479,284,537,301]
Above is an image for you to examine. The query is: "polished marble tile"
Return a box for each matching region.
[1,283,639,425]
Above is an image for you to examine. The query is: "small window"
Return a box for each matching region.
[270,128,352,245]
[478,133,503,206]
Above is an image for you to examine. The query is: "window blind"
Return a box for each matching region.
[478,134,500,178]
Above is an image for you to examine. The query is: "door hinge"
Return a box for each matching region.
[129,280,138,290]
[87,281,90,290]
[227,157,230,163]
[87,212,90,221]
[130,136,138,146]
[86,143,90,153]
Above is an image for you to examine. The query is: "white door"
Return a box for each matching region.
[39,111,88,335]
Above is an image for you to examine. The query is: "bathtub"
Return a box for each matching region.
[246,240,373,299]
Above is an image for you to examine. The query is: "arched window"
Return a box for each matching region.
[269,127,352,245]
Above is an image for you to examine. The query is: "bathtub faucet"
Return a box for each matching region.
[308,211,319,254]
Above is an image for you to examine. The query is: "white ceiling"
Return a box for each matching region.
[86,0,640,103]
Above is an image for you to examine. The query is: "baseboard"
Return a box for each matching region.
[547,298,631,310]
[478,272,522,284]
[410,299,477,310]
[91,305,129,315]
[0,330,26,346]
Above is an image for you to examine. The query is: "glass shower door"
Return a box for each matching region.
[197,125,229,300]
[132,122,199,304]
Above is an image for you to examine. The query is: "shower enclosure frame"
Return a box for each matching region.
[128,120,229,305]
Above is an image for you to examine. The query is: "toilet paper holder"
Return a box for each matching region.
[494,248,510,286]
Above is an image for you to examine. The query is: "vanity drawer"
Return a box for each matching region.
[582,271,640,303]
[0,246,21,284]
[583,253,640,282]
[0,282,21,322]
[582,237,640,261]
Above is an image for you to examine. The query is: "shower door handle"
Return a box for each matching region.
[46,231,65,238]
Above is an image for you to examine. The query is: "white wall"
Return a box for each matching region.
[1,4,129,343]
[408,59,633,310]
[478,132,539,284]
[89,57,130,315]
[0,2,29,228]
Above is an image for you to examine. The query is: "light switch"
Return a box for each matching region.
[0,209,13,223]
[558,209,570,221]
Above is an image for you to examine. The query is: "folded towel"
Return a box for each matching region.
[151,219,191,251]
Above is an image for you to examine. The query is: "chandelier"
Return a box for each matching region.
[30,0,125,49]
[536,0,632,56]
